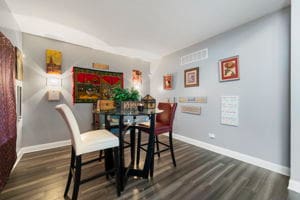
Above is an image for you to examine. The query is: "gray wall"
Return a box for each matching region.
[0,0,22,153]
[0,0,22,48]
[22,33,150,147]
[290,0,300,182]
[150,8,290,167]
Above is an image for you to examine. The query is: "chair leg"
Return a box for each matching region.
[72,155,81,200]
[64,147,75,197]
[155,135,160,158]
[169,131,176,167]
[113,147,121,197]
[99,150,103,162]
[136,130,141,167]
[104,149,112,180]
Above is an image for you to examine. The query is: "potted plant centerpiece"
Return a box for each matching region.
[111,87,140,111]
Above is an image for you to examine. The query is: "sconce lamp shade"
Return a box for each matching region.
[47,77,61,88]
[46,76,61,101]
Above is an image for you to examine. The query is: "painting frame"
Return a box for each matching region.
[163,74,173,90]
[15,47,23,81]
[46,49,62,74]
[181,105,201,115]
[219,55,240,82]
[93,63,109,70]
[184,67,199,87]
[132,69,142,85]
[73,66,124,103]
[178,96,207,103]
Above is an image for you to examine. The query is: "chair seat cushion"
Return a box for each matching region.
[76,129,119,155]
[137,122,171,135]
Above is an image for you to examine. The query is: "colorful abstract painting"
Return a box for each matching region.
[46,49,62,74]
[73,67,123,103]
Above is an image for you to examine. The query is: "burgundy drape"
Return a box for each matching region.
[0,32,17,191]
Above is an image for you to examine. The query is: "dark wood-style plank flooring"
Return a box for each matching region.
[0,135,296,200]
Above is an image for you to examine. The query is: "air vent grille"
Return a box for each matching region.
[181,48,208,65]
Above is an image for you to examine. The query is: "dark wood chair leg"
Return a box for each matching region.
[99,150,103,162]
[113,147,121,197]
[72,155,81,200]
[169,131,176,167]
[104,149,113,180]
[136,130,141,167]
[64,147,75,197]
[155,135,160,158]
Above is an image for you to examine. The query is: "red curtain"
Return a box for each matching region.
[0,32,17,191]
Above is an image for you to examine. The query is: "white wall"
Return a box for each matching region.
[0,0,21,48]
[150,8,290,167]
[290,0,300,189]
[22,33,150,147]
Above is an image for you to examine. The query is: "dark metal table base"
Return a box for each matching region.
[104,112,156,191]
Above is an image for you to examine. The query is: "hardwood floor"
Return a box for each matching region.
[0,135,293,200]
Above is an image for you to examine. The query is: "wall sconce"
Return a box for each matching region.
[133,82,144,96]
[46,76,61,101]
[47,76,61,88]
[133,82,141,90]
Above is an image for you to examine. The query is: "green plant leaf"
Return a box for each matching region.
[111,87,140,102]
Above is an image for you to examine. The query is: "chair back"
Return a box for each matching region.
[55,104,82,151]
[157,103,177,127]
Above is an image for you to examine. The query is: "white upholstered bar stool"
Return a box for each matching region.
[55,104,120,200]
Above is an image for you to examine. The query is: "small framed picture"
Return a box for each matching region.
[132,69,142,85]
[219,56,240,82]
[184,67,199,87]
[15,47,23,80]
[46,49,62,74]
[163,74,173,90]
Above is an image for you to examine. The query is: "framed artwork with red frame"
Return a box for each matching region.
[219,56,240,82]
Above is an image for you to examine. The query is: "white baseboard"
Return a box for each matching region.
[12,134,290,178]
[289,179,300,193]
[21,140,71,154]
[12,140,71,171]
[170,133,290,176]
[12,149,24,170]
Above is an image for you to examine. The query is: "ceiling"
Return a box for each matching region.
[6,0,290,61]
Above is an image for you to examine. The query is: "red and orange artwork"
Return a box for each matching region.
[219,56,240,82]
[46,49,62,74]
[163,74,173,90]
[73,67,123,103]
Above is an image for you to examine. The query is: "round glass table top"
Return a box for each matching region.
[93,108,163,116]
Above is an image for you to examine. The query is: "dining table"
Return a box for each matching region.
[96,108,163,191]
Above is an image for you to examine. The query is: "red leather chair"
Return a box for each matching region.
[136,102,177,169]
